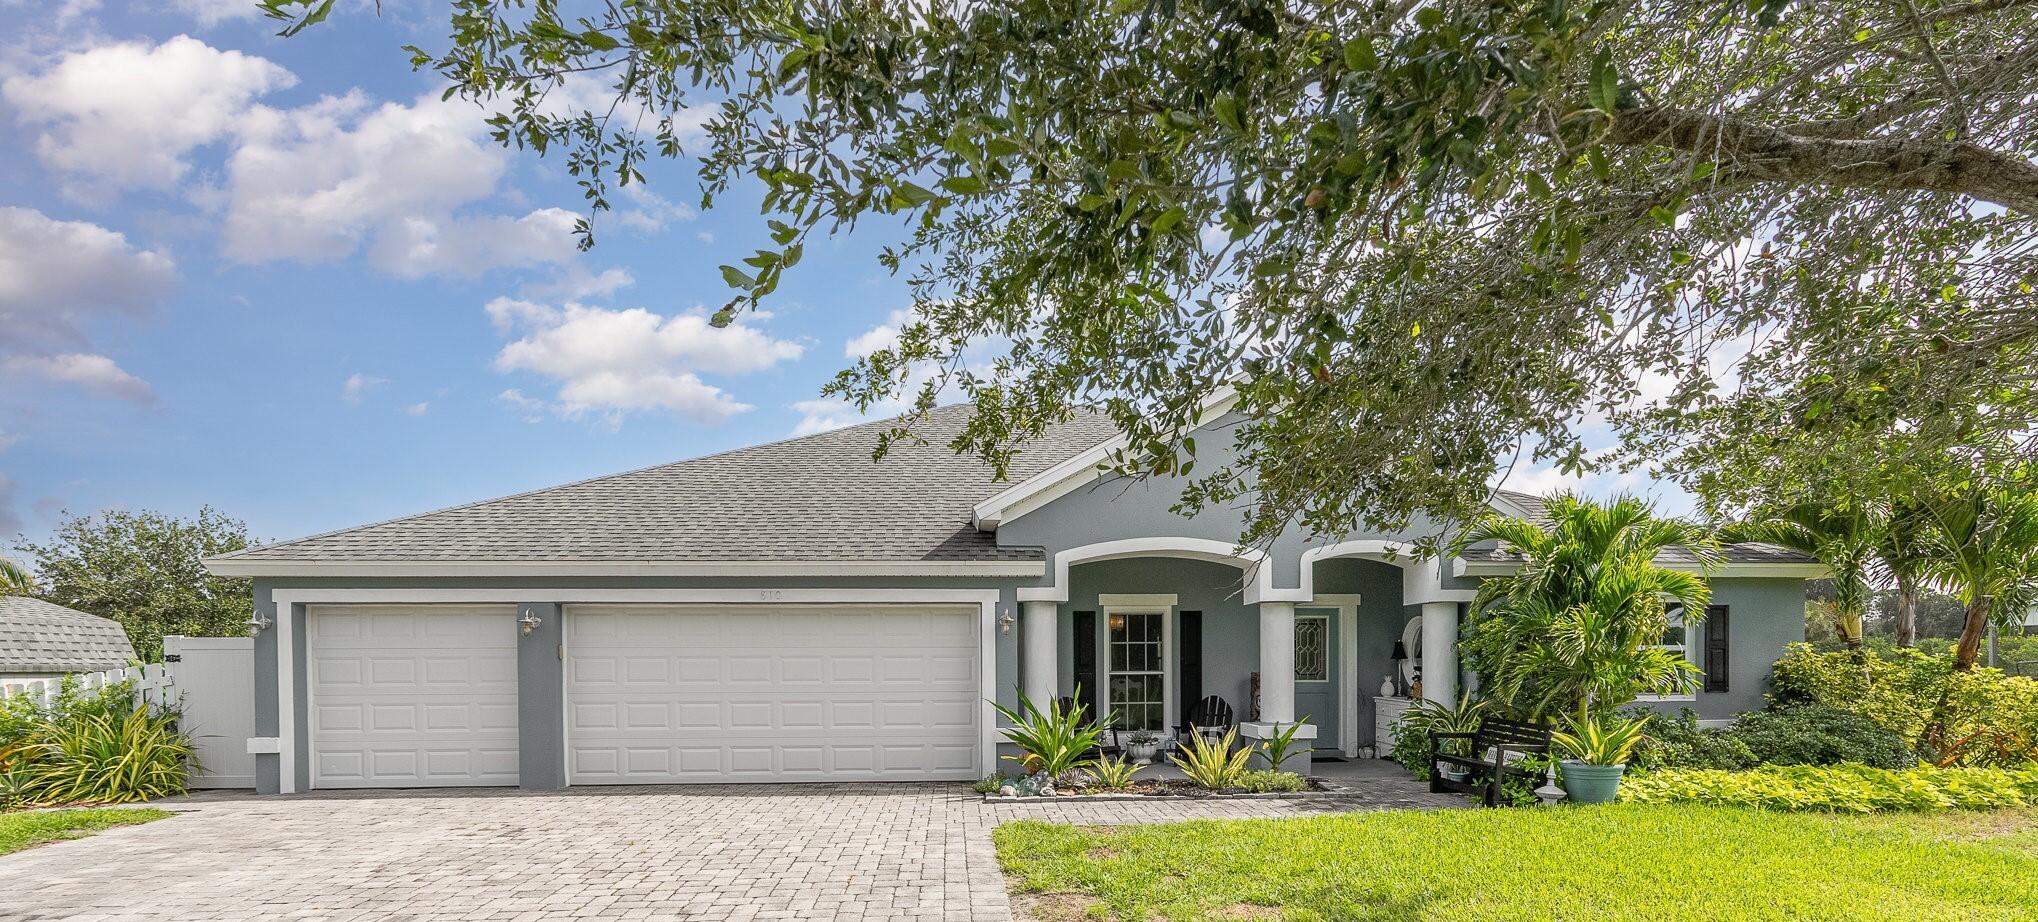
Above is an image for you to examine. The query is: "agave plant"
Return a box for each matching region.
[1552,713,1651,766]
[1405,694,1489,758]
[2,704,196,805]
[991,687,1105,779]
[1170,726,1251,790]
[1257,716,1313,772]
[1084,756,1144,791]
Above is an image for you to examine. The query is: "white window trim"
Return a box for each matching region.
[1638,605,1698,703]
[1293,613,1332,684]
[1099,600,1174,737]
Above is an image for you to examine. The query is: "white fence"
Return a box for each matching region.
[0,663,175,710]
[1,636,255,789]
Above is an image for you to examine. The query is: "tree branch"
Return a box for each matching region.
[1607,107,2038,215]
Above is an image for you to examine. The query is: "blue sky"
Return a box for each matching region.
[0,1,1659,555]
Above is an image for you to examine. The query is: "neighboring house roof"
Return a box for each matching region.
[1470,488,1820,572]
[208,405,1123,573]
[0,596,136,674]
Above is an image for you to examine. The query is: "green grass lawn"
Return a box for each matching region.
[0,808,170,856]
[994,804,2038,921]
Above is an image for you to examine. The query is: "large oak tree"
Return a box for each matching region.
[269,0,2037,550]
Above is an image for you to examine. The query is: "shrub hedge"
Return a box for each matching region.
[1769,643,2038,766]
[1619,764,2038,813]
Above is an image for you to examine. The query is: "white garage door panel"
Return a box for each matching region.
[309,604,519,789]
[567,604,980,784]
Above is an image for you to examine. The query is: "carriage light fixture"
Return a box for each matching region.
[246,610,274,633]
[998,608,1015,635]
[519,608,544,637]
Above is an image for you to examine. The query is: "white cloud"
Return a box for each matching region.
[613,185,697,233]
[341,372,385,404]
[789,398,876,437]
[489,299,803,424]
[171,0,262,26]
[404,401,430,416]
[2,35,294,195]
[845,308,910,358]
[367,208,578,279]
[0,207,178,349]
[497,388,548,422]
[522,265,634,301]
[4,352,154,402]
[223,90,506,263]
[793,308,986,435]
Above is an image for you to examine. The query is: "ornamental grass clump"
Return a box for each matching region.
[992,688,1105,784]
[0,679,194,807]
[1171,727,1251,790]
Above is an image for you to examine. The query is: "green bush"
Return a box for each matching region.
[1770,643,2038,766]
[1237,770,1306,793]
[1619,764,2038,813]
[1729,705,1918,769]
[1628,709,1759,771]
[0,680,194,807]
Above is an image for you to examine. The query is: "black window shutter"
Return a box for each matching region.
[1178,611,1203,731]
[1072,610,1099,720]
[1703,604,1730,693]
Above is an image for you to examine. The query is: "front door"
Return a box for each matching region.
[1292,607,1339,753]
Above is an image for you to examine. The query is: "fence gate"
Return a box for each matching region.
[162,635,256,789]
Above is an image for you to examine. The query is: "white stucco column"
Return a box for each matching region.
[1257,600,1296,724]
[1021,600,1059,707]
[1420,601,1459,705]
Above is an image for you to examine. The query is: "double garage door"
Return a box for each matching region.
[307,603,980,789]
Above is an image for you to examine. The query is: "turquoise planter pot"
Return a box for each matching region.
[1560,760,1627,804]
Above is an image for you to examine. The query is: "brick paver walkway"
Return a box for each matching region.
[0,777,1458,922]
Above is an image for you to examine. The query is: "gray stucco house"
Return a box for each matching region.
[0,595,137,681]
[205,396,1820,794]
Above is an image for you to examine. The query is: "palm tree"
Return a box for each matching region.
[1914,477,2038,671]
[0,557,33,594]
[1452,494,1721,724]
[1722,503,1881,649]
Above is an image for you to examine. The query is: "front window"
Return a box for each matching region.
[1640,605,1694,700]
[1107,611,1165,731]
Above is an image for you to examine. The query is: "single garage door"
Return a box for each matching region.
[307,604,520,789]
[566,604,980,784]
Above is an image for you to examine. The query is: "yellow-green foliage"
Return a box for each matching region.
[1619,764,2038,813]
[0,682,193,807]
[1770,644,2038,765]
[1237,770,1306,793]
[1084,757,1144,790]
[1169,727,1251,790]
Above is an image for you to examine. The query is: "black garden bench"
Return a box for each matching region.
[1427,715,1552,807]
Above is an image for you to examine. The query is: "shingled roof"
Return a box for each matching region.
[214,405,1122,565]
[1480,488,1818,565]
[0,596,136,675]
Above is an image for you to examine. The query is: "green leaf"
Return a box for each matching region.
[1591,49,1619,113]
[1343,36,1377,71]
[1149,206,1186,234]
[940,175,988,194]
[1076,193,1112,212]
[719,265,755,290]
[781,243,803,268]
[1213,94,1243,133]
[579,30,621,51]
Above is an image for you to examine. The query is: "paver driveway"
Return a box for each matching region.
[0,781,1454,922]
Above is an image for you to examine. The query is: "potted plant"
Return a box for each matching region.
[1406,694,1485,782]
[1551,713,1649,804]
[1122,728,1162,764]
